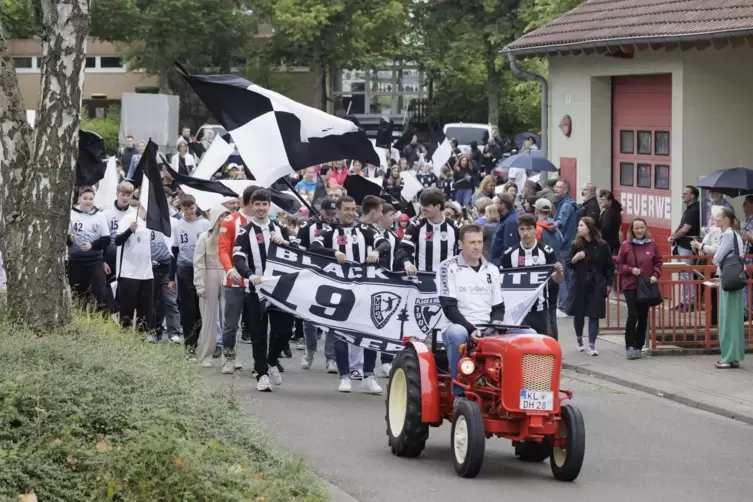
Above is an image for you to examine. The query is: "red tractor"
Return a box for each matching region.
[385,323,585,480]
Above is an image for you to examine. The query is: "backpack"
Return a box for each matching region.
[538,221,565,254]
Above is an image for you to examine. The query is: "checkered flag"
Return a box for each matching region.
[176,63,380,187]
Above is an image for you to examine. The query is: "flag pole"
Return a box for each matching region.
[281,177,320,217]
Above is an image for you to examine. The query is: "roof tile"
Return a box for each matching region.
[505,0,753,53]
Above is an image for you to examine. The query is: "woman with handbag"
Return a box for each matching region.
[712,207,746,369]
[566,217,615,356]
[616,217,663,359]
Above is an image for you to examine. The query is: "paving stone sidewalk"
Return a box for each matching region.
[557,319,753,425]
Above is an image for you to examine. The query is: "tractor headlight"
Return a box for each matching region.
[459,358,475,376]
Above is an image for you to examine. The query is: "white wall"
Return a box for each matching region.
[547,45,753,228]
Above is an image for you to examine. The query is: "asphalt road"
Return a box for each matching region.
[205,348,753,502]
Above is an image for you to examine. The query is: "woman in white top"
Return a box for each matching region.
[193,205,231,367]
[712,206,745,369]
[172,141,198,175]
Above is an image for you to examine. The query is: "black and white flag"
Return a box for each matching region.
[259,244,554,352]
[140,139,172,237]
[176,63,380,187]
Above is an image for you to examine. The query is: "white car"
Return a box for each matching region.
[443,123,495,154]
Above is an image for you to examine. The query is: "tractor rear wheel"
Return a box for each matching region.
[514,440,552,462]
[385,347,429,457]
[550,404,586,482]
[451,399,486,478]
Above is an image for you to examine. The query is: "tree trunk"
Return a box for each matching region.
[0,0,89,330]
[485,41,500,130]
[311,39,326,111]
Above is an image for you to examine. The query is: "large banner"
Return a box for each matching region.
[259,244,554,352]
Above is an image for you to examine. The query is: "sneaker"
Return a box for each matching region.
[212,346,222,358]
[221,357,235,374]
[185,354,197,362]
[146,333,160,344]
[234,360,243,370]
[257,375,272,392]
[350,370,363,380]
[295,339,306,351]
[585,345,599,356]
[276,362,285,373]
[634,348,644,359]
[326,359,338,374]
[200,360,213,368]
[453,395,466,409]
[301,350,315,370]
[378,363,392,378]
[361,376,383,395]
[576,338,585,352]
[626,347,636,359]
[170,335,184,344]
[556,309,569,318]
[338,377,352,393]
[281,347,293,359]
[268,366,283,386]
[239,334,252,344]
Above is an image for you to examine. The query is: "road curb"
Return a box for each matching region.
[314,473,361,502]
[562,362,753,426]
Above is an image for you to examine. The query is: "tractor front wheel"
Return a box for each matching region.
[385,347,429,457]
[451,399,486,478]
[550,404,586,482]
[514,440,552,462]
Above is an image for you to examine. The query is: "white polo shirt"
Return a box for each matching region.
[437,253,502,327]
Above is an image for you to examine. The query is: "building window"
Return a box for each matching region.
[100,57,123,68]
[619,162,634,186]
[637,131,652,155]
[655,165,670,189]
[637,163,652,188]
[13,57,33,69]
[619,130,634,154]
[655,131,670,156]
[86,57,97,68]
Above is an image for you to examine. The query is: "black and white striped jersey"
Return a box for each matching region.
[500,241,557,312]
[232,218,290,279]
[296,218,331,250]
[311,221,389,267]
[382,228,399,271]
[395,218,459,272]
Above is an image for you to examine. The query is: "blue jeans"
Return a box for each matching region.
[455,188,473,207]
[335,339,375,377]
[557,249,572,311]
[216,306,223,348]
[675,246,696,306]
[444,323,537,396]
[305,323,337,360]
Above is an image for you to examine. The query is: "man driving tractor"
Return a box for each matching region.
[437,224,537,398]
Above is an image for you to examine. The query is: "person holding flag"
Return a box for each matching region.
[500,213,564,336]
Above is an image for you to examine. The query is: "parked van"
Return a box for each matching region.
[443,122,495,154]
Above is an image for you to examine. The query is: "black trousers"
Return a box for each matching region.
[547,283,559,340]
[624,289,649,350]
[523,309,550,337]
[118,277,154,333]
[104,247,119,313]
[68,261,109,313]
[247,292,294,378]
[177,267,202,349]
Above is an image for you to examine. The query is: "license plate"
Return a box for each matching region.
[519,390,554,411]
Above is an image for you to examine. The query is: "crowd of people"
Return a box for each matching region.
[57,126,753,391]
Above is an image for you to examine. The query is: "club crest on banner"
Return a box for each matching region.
[371,292,401,329]
[413,297,443,333]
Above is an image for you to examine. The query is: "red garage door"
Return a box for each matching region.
[612,75,672,253]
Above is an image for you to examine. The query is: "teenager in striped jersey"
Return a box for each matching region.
[500,214,564,336]
[395,188,460,275]
[376,202,398,377]
[311,195,392,394]
[298,197,339,373]
[232,189,294,392]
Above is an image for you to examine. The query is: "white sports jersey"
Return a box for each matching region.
[437,254,502,328]
[172,217,211,268]
[116,214,154,281]
[501,241,556,312]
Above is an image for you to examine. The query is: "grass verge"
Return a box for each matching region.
[0,308,329,501]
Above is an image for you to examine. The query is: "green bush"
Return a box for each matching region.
[0,310,328,502]
[81,106,121,155]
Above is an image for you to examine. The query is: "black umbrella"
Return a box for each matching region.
[697,167,753,197]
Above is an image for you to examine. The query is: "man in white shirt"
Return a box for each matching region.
[115,205,154,334]
[438,224,536,398]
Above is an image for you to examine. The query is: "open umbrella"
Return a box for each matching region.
[497,151,557,173]
[515,132,540,150]
[697,167,753,197]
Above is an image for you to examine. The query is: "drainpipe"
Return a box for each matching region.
[507,52,551,182]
